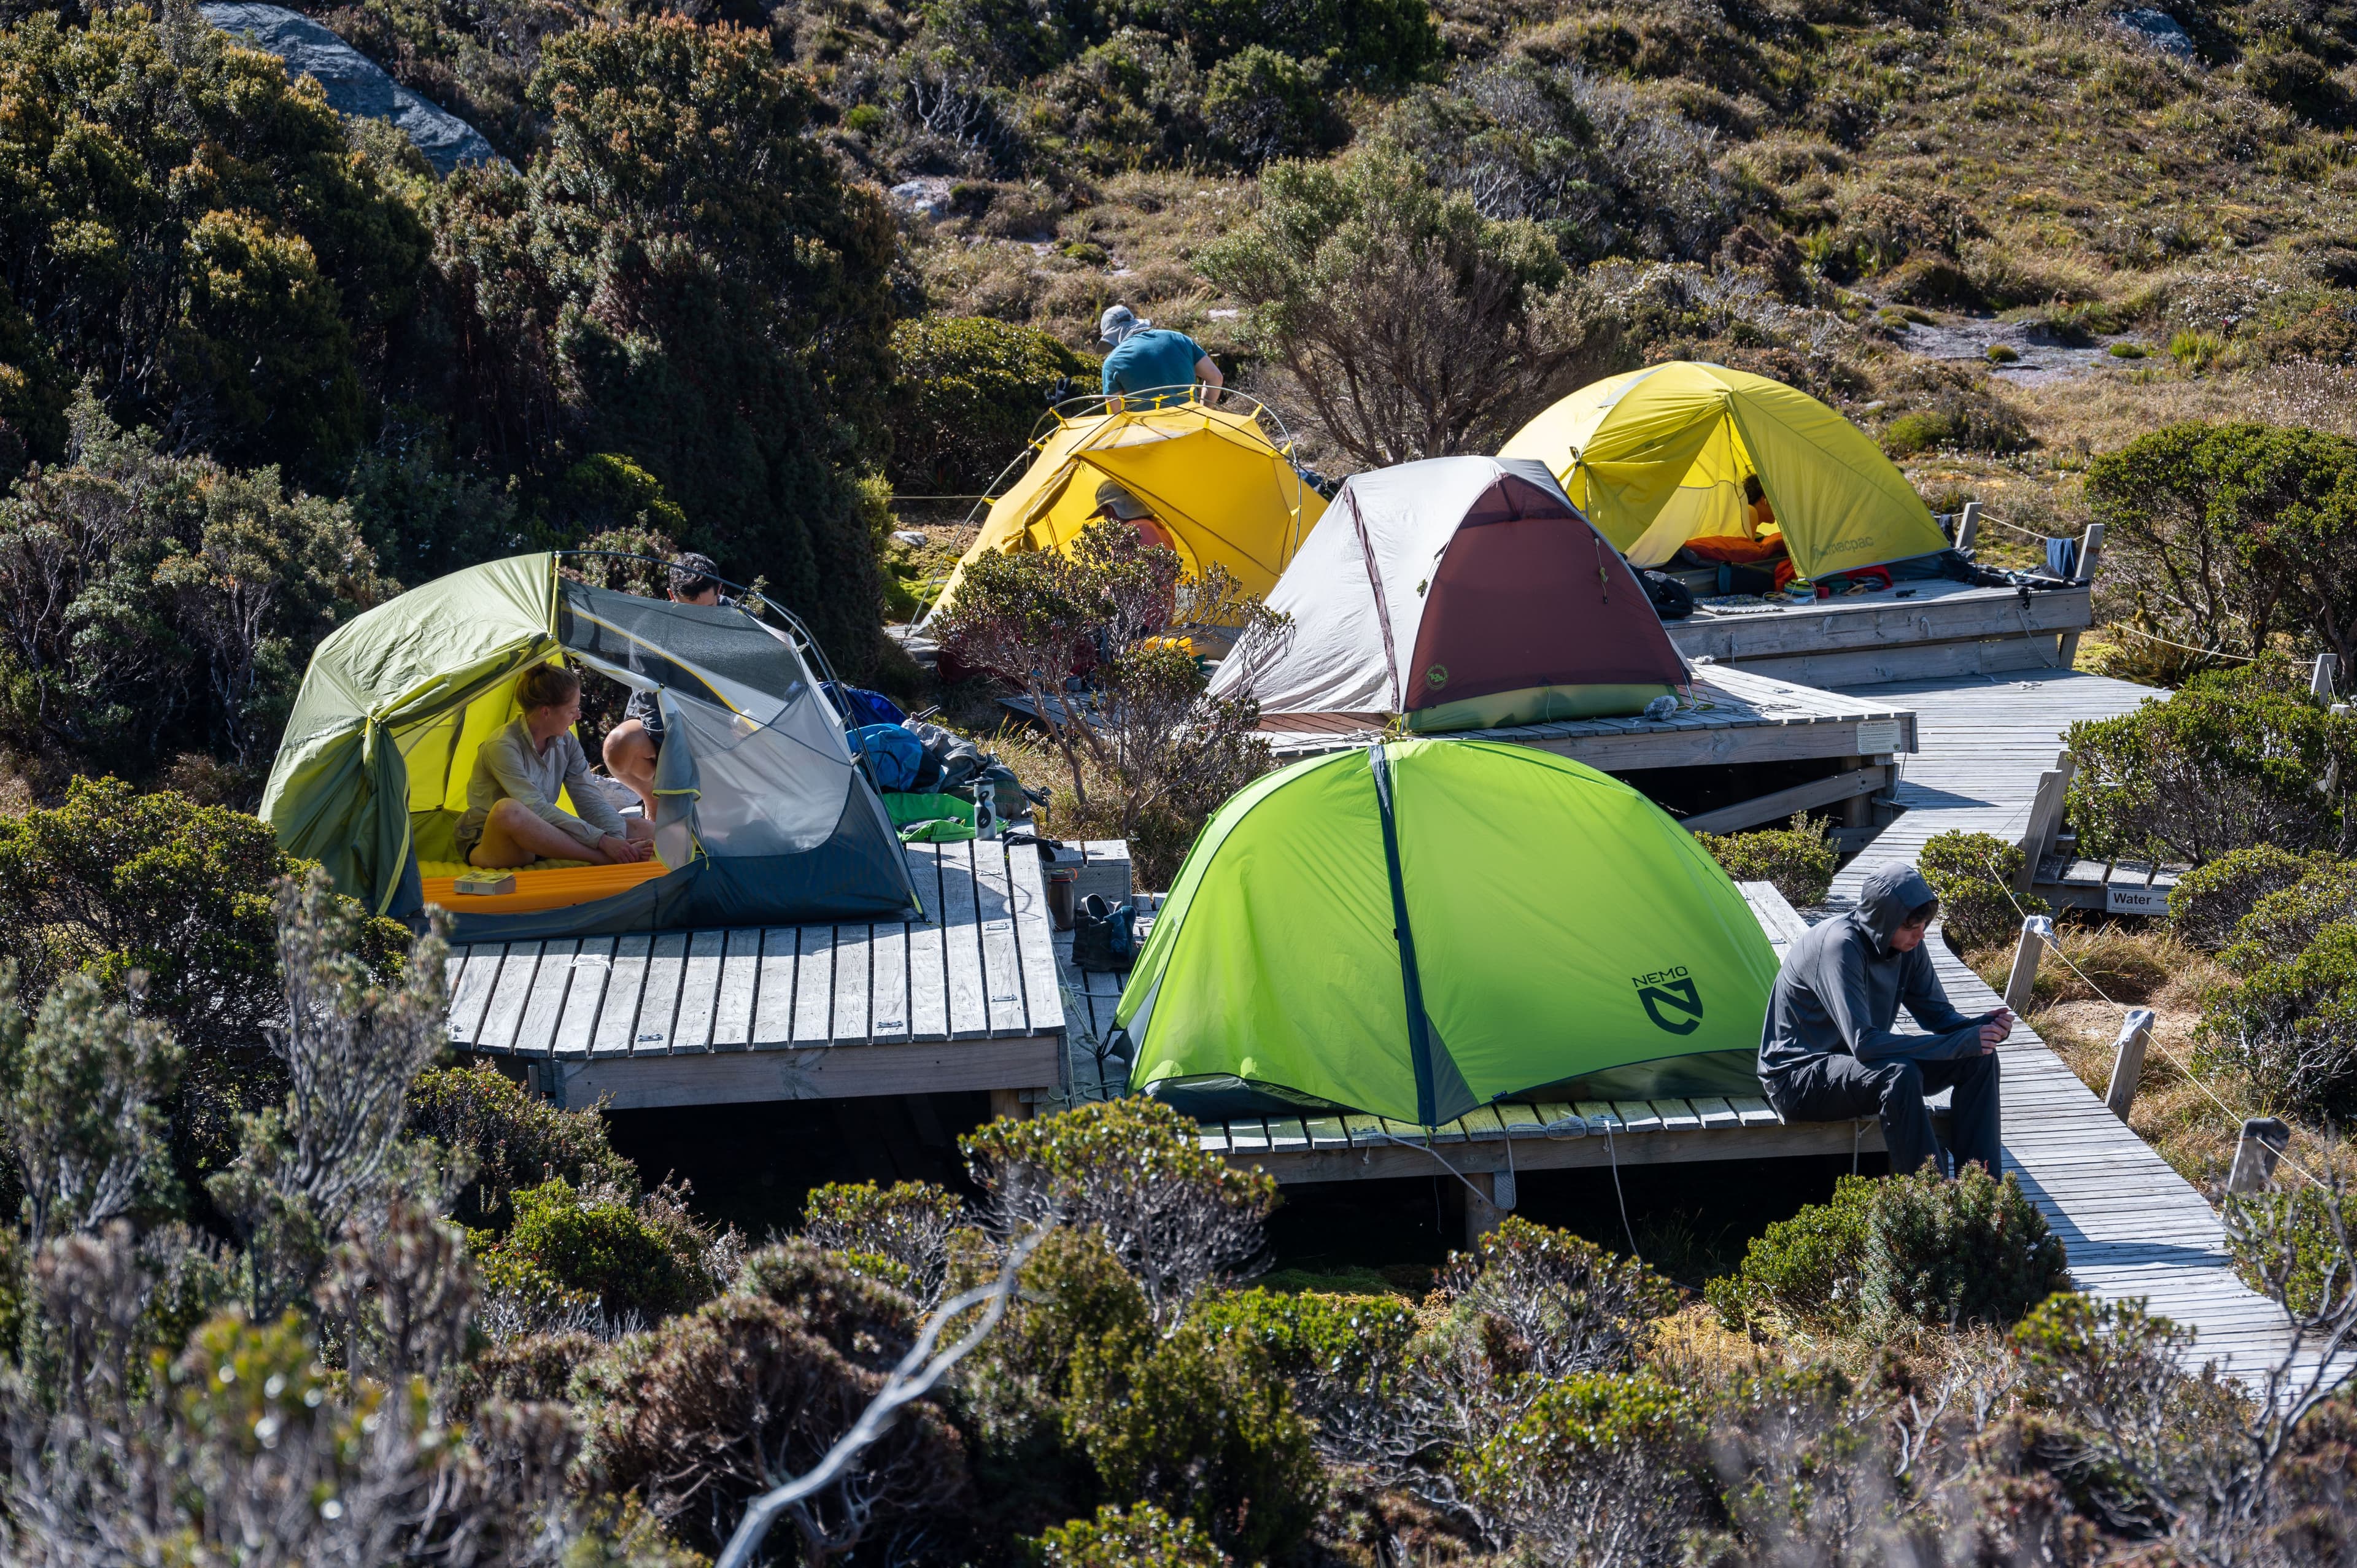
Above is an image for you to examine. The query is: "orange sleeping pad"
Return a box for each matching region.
[419,858,670,915]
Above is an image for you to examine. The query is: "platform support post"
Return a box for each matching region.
[2058,522,2105,668]
[988,1087,1033,1122]
[2016,752,2074,890]
[2104,1008,2155,1121]
[2003,915,2054,1016]
[2226,1118,2293,1195]
[1954,500,1982,552]
[2313,653,2341,702]
[1464,1171,1508,1247]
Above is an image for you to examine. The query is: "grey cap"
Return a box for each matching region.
[1093,480,1151,521]
[1100,304,1150,345]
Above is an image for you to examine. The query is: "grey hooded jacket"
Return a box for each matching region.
[1758,864,1987,1079]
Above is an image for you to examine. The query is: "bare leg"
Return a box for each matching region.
[603,720,660,817]
[469,798,598,868]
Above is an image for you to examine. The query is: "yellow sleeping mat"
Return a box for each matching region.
[417,857,668,915]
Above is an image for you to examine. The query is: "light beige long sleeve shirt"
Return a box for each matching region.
[457,717,627,852]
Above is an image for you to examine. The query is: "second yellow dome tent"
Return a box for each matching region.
[1500,361,1950,581]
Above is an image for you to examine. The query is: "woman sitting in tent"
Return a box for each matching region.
[461,664,655,870]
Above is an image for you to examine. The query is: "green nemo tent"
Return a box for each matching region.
[261,554,918,943]
[1498,361,1951,581]
[1117,739,1780,1127]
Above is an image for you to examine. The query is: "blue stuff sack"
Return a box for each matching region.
[850,724,926,790]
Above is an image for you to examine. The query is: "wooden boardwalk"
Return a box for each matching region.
[1665,579,2090,689]
[1828,669,2297,1383]
[442,839,1066,1112]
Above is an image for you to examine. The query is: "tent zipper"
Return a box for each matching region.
[1368,743,1439,1128]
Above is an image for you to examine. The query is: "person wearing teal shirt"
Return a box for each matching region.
[1099,304,1223,409]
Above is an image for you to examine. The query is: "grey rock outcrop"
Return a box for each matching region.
[199,2,498,176]
[2113,8,2197,62]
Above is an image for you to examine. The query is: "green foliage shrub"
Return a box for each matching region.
[1463,1371,1705,1554]
[2198,920,2357,1118]
[1437,1216,1678,1375]
[0,967,183,1241]
[1203,47,1346,167]
[2221,859,2357,970]
[1863,1162,2071,1328]
[426,15,897,667]
[1708,1173,1875,1331]
[1024,1502,1228,1566]
[887,317,1094,496]
[1063,1311,1323,1561]
[2085,421,2357,669]
[576,1278,964,1555]
[1190,1286,1418,1390]
[490,1177,725,1321]
[0,8,428,484]
[1158,0,1440,89]
[800,1179,963,1305]
[1698,814,1838,906]
[1919,830,2048,950]
[2066,663,2355,865]
[1711,1167,2069,1331]
[0,395,390,785]
[2170,844,2334,950]
[962,1093,1278,1325]
[409,1062,638,1228]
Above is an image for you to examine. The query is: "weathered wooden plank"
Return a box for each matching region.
[833,925,872,1042]
[750,927,800,1046]
[1379,1118,1428,1146]
[1007,844,1066,1037]
[514,940,578,1060]
[711,930,761,1048]
[553,939,614,1058]
[970,841,1028,1035]
[447,948,505,1045]
[1196,1121,1230,1154]
[670,929,725,1052]
[1268,1118,1310,1153]
[1227,1119,1271,1154]
[1498,1103,1548,1137]
[1613,1101,1665,1134]
[1693,1097,1740,1130]
[1651,1100,1703,1132]
[792,926,837,1045]
[557,1033,1064,1110]
[1573,1100,1620,1130]
[869,921,911,1042]
[591,935,652,1057]
[1463,1107,1509,1141]
[1728,1095,1781,1127]
[474,943,542,1052]
[907,848,951,1040]
[1343,1114,1385,1148]
[1305,1115,1350,1150]
[939,841,989,1040]
[633,932,688,1054]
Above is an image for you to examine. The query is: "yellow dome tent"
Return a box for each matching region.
[924,395,1327,619]
[1499,362,1949,581]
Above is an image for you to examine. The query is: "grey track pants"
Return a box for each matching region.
[1762,1050,2002,1176]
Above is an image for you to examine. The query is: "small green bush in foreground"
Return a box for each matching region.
[1024,1502,1228,1566]
[1919,829,2049,950]
[1699,814,1838,906]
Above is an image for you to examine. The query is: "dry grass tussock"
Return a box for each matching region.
[1972,921,2357,1193]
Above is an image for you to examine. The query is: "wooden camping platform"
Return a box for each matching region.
[1665,577,2090,688]
[439,839,1066,1113]
[1253,663,1918,800]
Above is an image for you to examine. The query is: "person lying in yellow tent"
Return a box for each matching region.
[460,663,656,870]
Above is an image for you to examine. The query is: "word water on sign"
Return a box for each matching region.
[2105,882,2170,916]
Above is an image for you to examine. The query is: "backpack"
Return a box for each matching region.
[1641,570,1696,620]
[1070,895,1138,972]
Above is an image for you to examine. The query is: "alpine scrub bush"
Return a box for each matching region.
[2065,663,2357,865]
[1919,830,2048,951]
[2221,859,2357,969]
[1708,1174,1876,1332]
[2197,921,2357,1119]
[486,1177,729,1322]
[1436,1216,1678,1376]
[1711,1168,2069,1332]
[1463,1371,1706,1562]
[886,316,1096,496]
[2170,844,2337,950]
[1190,1286,1418,1391]
[408,1060,638,1227]
[963,1097,1279,1326]
[800,1179,964,1308]
[1024,1502,1229,1566]
[1862,1164,2072,1329]
[1698,814,1838,906]
[1064,1314,1324,1562]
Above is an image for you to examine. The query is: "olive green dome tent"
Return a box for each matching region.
[1498,361,1951,581]
[1117,739,1779,1127]
[261,553,918,941]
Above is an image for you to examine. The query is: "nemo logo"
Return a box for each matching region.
[1426,664,1450,688]
[1631,967,1703,1034]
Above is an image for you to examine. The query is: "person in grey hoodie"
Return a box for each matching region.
[1758,863,2010,1176]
